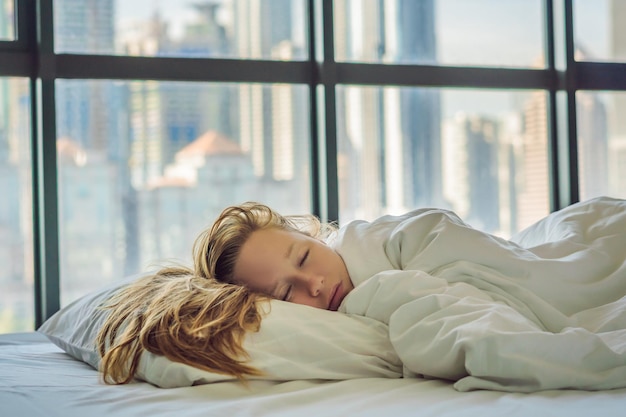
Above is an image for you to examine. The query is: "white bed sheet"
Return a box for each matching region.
[2,332,626,417]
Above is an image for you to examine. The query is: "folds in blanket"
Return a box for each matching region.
[453,326,626,392]
[337,196,626,321]
[342,270,626,392]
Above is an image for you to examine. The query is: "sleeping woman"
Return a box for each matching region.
[99,197,626,391]
[97,203,349,384]
[194,202,354,311]
[198,198,626,316]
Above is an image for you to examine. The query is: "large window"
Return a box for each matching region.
[0,77,32,332]
[54,0,309,60]
[337,87,549,236]
[1,0,625,333]
[577,91,626,200]
[56,79,310,304]
[574,0,626,62]
[334,0,545,68]
[0,0,15,41]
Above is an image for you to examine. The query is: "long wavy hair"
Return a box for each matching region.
[97,202,332,385]
[96,268,267,384]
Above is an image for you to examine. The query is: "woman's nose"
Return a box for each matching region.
[306,274,324,297]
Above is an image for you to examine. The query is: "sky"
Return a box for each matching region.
[116,0,201,39]
[114,0,614,118]
[573,0,611,58]
[116,0,612,61]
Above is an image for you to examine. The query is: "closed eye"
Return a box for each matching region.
[299,249,309,267]
[282,285,293,301]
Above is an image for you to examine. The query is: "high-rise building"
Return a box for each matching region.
[391,0,442,209]
[442,113,515,234]
[53,0,136,284]
[138,130,254,266]
[518,91,550,231]
[126,3,234,189]
[55,0,118,155]
[0,0,13,39]
[334,1,386,220]
[230,0,309,181]
[3,79,33,275]
[610,0,626,196]
[56,138,120,301]
[336,0,441,220]
[577,91,608,198]
[0,76,33,332]
[229,0,310,213]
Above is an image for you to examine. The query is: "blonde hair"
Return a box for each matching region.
[193,202,335,285]
[97,202,332,385]
[96,267,267,384]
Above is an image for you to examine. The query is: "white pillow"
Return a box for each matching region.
[38,274,402,388]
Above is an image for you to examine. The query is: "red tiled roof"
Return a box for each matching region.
[177,130,243,157]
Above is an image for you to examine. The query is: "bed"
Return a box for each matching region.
[3,332,626,417]
[3,196,626,416]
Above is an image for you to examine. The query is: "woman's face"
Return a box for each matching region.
[233,227,353,310]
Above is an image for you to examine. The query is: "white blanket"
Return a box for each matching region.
[334,197,626,392]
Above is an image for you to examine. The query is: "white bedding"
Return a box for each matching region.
[5,197,626,415]
[2,332,626,417]
[335,197,626,392]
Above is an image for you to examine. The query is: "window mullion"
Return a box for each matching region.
[563,0,579,205]
[317,0,339,223]
[32,0,60,326]
[545,0,561,211]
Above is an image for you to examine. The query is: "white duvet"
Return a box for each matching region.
[334,197,626,392]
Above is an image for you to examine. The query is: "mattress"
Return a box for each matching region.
[2,332,625,417]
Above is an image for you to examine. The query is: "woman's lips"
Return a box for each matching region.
[328,283,343,311]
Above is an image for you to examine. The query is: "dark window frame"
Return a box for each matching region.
[0,0,624,327]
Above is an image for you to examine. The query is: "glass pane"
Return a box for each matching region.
[0,0,15,40]
[574,0,626,62]
[334,0,545,68]
[553,0,567,70]
[56,80,310,305]
[54,0,308,60]
[577,91,626,199]
[337,86,550,238]
[0,78,33,333]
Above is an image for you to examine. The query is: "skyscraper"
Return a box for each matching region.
[55,0,117,155]
[518,91,549,231]
[336,0,442,220]
[577,91,608,198]
[442,114,501,232]
[610,0,626,196]
[0,0,13,39]
[391,0,442,209]
[229,0,310,213]
[334,0,387,219]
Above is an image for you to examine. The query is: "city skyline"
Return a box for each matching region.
[1,0,624,333]
[115,1,614,62]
